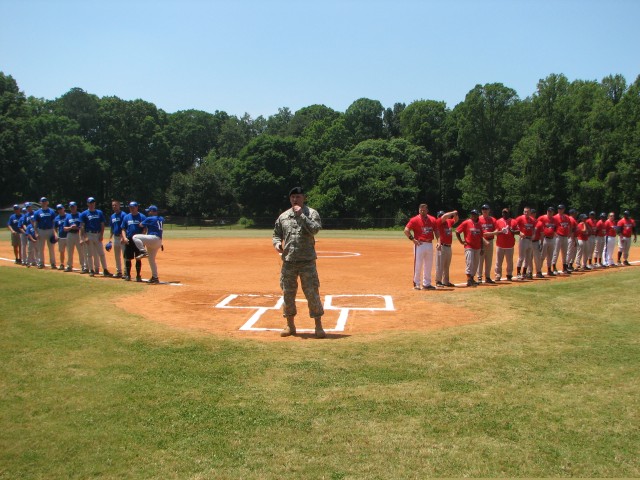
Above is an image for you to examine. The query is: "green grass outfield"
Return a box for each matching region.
[1,238,640,478]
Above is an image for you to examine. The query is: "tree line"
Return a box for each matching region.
[1,71,638,226]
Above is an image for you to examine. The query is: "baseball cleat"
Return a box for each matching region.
[113,272,123,278]
[314,327,327,339]
[424,285,436,290]
[89,271,95,277]
[81,268,89,274]
[64,267,73,272]
[536,273,544,278]
[123,275,131,281]
[280,325,296,337]
[445,283,456,287]
[413,283,421,290]
[135,276,142,282]
[485,278,496,284]
[103,270,113,277]
[624,261,631,266]
[148,277,160,284]
[136,250,148,259]
[436,281,444,287]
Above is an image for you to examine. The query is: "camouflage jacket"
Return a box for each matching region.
[272,205,322,262]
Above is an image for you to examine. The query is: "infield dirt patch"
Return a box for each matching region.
[2,236,623,339]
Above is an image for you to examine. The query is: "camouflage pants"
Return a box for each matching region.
[280,260,324,319]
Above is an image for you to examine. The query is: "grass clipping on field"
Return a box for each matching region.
[0,265,639,479]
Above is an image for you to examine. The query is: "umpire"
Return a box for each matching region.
[272,186,326,338]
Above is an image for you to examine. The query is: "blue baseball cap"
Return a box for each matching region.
[87,197,96,203]
[146,205,158,212]
[40,197,48,203]
[69,201,77,207]
[24,202,31,207]
[56,204,64,210]
[129,201,139,207]
[21,207,27,213]
[13,204,20,210]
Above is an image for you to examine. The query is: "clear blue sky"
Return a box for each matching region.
[1,0,638,118]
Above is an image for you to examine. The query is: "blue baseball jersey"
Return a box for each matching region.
[141,216,164,238]
[19,212,34,232]
[54,213,70,238]
[7,213,22,233]
[64,212,83,232]
[80,209,106,232]
[25,223,37,239]
[33,207,56,229]
[110,211,126,236]
[122,213,147,238]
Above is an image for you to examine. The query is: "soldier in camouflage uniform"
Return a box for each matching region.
[272,186,326,338]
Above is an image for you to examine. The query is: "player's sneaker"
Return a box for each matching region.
[136,250,148,260]
[526,273,533,280]
[314,327,327,339]
[413,283,421,290]
[536,272,544,278]
[58,264,64,270]
[135,276,142,282]
[64,266,73,272]
[466,279,475,287]
[424,285,436,290]
[81,268,89,274]
[113,272,123,278]
[89,270,95,277]
[506,275,513,281]
[485,278,496,284]
[624,261,631,266]
[436,281,444,287]
[103,270,113,277]
[148,277,160,284]
[445,283,456,287]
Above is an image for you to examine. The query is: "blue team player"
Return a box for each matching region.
[24,222,38,267]
[7,204,23,264]
[107,200,126,278]
[80,197,112,277]
[63,201,85,272]
[120,201,146,282]
[54,204,70,270]
[32,197,57,269]
[18,206,31,266]
[133,205,164,284]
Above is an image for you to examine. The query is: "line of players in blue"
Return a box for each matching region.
[6,196,165,284]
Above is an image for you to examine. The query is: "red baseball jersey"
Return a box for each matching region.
[436,217,456,245]
[595,219,606,237]
[406,214,437,242]
[554,213,572,236]
[537,215,557,238]
[617,218,636,237]
[576,222,590,241]
[478,215,498,240]
[604,219,618,236]
[456,218,482,249]
[515,214,535,237]
[585,218,597,236]
[495,217,517,248]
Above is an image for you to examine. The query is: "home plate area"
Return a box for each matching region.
[215,294,395,333]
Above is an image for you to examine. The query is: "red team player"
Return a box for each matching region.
[477,204,498,284]
[603,212,618,267]
[404,204,438,290]
[585,211,598,268]
[529,208,545,278]
[537,207,558,276]
[574,214,591,270]
[552,205,572,274]
[617,210,637,265]
[435,210,458,288]
[515,207,536,280]
[491,208,518,281]
[594,213,607,267]
[456,209,484,287]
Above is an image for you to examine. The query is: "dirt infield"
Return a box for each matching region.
[2,236,634,339]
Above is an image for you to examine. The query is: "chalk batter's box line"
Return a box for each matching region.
[214,294,395,333]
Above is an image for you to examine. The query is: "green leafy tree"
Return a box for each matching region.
[0,72,31,203]
[288,104,340,137]
[455,83,523,210]
[344,98,384,143]
[309,139,423,225]
[166,153,238,218]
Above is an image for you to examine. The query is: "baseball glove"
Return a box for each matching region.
[50,235,58,244]
[105,241,113,252]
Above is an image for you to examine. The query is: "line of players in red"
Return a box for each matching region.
[405,204,637,289]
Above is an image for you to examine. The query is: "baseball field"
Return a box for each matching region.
[1,228,639,478]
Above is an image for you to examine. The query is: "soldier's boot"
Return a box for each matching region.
[280,317,296,337]
[314,317,326,339]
